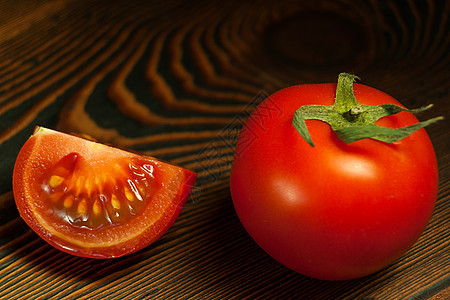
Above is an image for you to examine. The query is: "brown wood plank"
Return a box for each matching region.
[0,0,448,299]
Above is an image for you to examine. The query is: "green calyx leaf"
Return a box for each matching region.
[334,116,443,144]
[292,73,443,147]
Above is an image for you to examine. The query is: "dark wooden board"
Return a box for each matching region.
[0,0,448,299]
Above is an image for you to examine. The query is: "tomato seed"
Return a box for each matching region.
[75,177,85,194]
[78,199,88,214]
[63,195,74,208]
[111,194,121,210]
[93,199,102,215]
[85,178,93,196]
[124,187,134,201]
[49,175,64,188]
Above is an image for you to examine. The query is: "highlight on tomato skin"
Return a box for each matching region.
[12,126,197,259]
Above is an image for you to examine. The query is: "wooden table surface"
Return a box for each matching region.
[0,0,449,299]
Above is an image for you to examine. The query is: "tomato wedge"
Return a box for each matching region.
[13,126,196,258]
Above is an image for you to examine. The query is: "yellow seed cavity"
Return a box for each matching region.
[76,176,84,187]
[75,176,85,192]
[78,199,88,214]
[124,187,134,201]
[63,195,74,208]
[49,175,64,188]
[111,195,121,210]
[93,200,102,215]
[85,179,91,193]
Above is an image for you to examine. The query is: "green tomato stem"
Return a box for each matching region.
[292,73,443,147]
[333,73,360,114]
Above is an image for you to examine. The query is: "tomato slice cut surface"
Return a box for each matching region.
[13,126,197,258]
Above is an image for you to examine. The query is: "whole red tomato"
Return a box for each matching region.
[230,75,438,280]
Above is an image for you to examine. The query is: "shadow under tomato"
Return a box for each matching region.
[0,214,181,288]
[189,191,400,299]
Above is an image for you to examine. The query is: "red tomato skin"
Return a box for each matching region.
[13,127,197,259]
[230,83,438,280]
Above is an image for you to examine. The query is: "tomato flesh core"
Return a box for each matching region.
[13,127,197,258]
[41,153,160,230]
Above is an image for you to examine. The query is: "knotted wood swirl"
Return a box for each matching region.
[0,0,448,299]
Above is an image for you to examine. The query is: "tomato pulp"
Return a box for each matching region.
[230,82,438,280]
[13,127,196,258]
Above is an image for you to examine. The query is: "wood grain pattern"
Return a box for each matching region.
[0,0,448,299]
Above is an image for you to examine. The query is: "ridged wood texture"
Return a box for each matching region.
[0,0,449,299]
